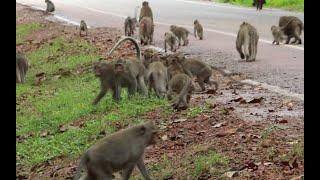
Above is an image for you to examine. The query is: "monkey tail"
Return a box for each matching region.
[73,153,89,180]
[107,36,141,61]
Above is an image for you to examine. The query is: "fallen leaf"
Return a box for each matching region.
[206,89,216,94]
[216,128,238,137]
[224,171,239,178]
[290,175,304,180]
[264,162,273,166]
[173,118,187,123]
[261,139,273,148]
[196,130,206,135]
[248,97,264,103]
[231,97,242,102]
[278,119,288,123]
[161,135,168,141]
[212,122,226,128]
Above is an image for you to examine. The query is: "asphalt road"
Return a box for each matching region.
[16,0,304,95]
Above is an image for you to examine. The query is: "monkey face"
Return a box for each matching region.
[114,63,124,73]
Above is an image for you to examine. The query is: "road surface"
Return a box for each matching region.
[16,0,304,96]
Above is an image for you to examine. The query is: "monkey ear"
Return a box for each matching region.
[140,126,146,135]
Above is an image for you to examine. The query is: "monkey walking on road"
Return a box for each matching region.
[236,22,259,62]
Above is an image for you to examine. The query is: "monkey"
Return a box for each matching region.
[93,37,148,104]
[166,53,219,92]
[145,61,168,97]
[108,37,148,95]
[236,22,259,62]
[271,25,285,45]
[194,19,203,40]
[124,16,136,36]
[45,0,55,13]
[139,1,153,23]
[73,121,157,180]
[170,25,190,46]
[16,53,29,84]
[167,73,194,110]
[142,48,161,68]
[79,20,88,37]
[164,32,179,52]
[139,17,154,45]
[165,55,193,110]
[279,16,303,44]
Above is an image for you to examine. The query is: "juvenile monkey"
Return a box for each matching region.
[166,54,218,92]
[167,60,194,110]
[142,48,161,68]
[194,19,203,40]
[236,22,259,62]
[16,53,29,83]
[45,0,55,13]
[271,25,284,45]
[124,16,136,36]
[170,25,190,46]
[79,20,88,36]
[145,61,168,97]
[164,32,179,52]
[73,121,157,180]
[93,37,148,104]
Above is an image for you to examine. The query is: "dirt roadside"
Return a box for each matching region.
[16,3,304,180]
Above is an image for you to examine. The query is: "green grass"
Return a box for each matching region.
[191,147,228,178]
[16,23,43,44]
[16,34,168,167]
[135,145,229,179]
[187,104,210,118]
[216,0,304,12]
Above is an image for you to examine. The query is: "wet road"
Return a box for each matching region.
[16,0,304,95]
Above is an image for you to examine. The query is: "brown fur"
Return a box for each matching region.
[16,53,29,83]
[170,25,190,46]
[73,121,157,180]
[139,17,154,45]
[236,22,259,62]
[146,61,168,97]
[45,0,55,13]
[79,20,88,36]
[124,16,136,36]
[279,16,303,44]
[194,19,203,40]
[139,1,153,23]
[164,32,179,52]
[93,37,148,104]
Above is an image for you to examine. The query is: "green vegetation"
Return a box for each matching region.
[138,145,228,179]
[187,104,210,118]
[216,0,304,12]
[16,33,167,166]
[16,23,43,44]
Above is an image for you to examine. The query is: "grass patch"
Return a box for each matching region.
[216,0,304,12]
[132,145,229,179]
[187,104,210,118]
[16,34,168,167]
[16,23,43,44]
